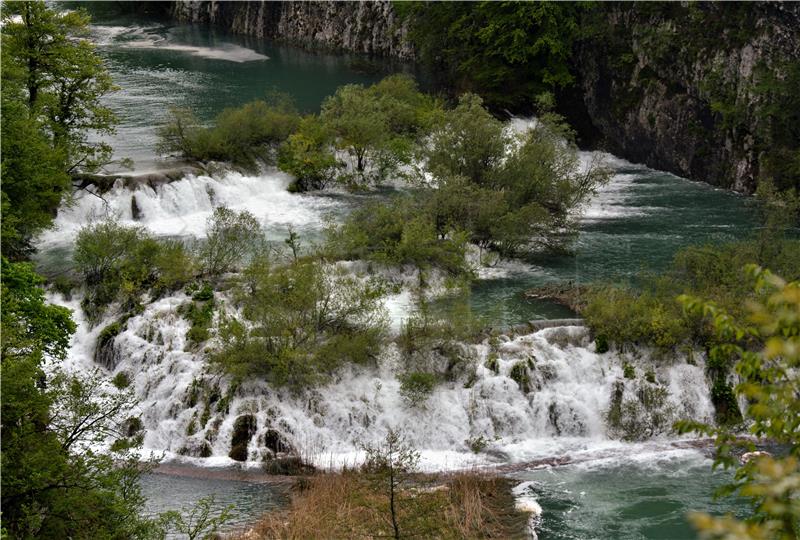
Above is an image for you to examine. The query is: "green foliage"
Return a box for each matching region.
[1,262,165,538]
[73,221,194,320]
[278,115,342,192]
[0,98,70,258]
[709,379,742,427]
[753,61,800,192]
[112,372,131,389]
[1,258,76,361]
[180,296,215,346]
[199,206,262,277]
[622,363,635,380]
[319,74,440,187]
[484,353,499,374]
[327,196,471,278]
[158,98,300,171]
[423,93,610,256]
[595,334,609,354]
[0,1,116,257]
[211,257,388,388]
[398,372,438,407]
[2,1,116,171]
[676,267,800,538]
[583,226,800,353]
[405,2,583,110]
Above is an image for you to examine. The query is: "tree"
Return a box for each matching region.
[2,1,116,172]
[424,93,508,186]
[423,93,610,256]
[0,97,69,259]
[0,259,162,538]
[677,266,799,539]
[278,115,341,192]
[158,99,300,171]
[404,2,583,110]
[318,74,440,187]
[200,206,262,277]
[1,1,117,257]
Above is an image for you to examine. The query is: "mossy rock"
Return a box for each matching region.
[229,414,257,462]
[262,428,293,454]
[484,353,499,374]
[509,361,531,394]
[262,456,315,475]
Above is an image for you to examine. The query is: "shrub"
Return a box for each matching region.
[319,74,440,187]
[622,362,635,379]
[74,220,200,320]
[484,353,499,374]
[398,372,438,407]
[583,237,800,354]
[210,258,388,388]
[327,197,471,279]
[200,206,262,277]
[180,298,215,346]
[278,116,341,192]
[111,372,130,389]
[595,334,609,353]
[158,99,300,171]
[153,239,195,293]
[422,94,610,256]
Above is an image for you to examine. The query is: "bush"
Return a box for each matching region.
[210,258,388,388]
[484,353,499,374]
[111,372,130,389]
[200,206,262,277]
[179,297,215,346]
[327,197,471,279]
[319,74,440,187]
[278,116,341,192]
[74,220,200,320]
[422,94,610,256]
[158,99,300,171]
[623,362,635,379]
[398,371,438,407]
[583,238,800,352]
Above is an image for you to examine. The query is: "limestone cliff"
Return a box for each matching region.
[574,3,800,193]
[170,0,414,60]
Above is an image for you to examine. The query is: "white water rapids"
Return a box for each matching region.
[40,154,718,472]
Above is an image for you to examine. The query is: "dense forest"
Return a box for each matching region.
[1,2,798,539]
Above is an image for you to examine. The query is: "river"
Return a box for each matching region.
[42,6,756,538]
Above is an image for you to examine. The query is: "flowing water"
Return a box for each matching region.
[39,6,758,537]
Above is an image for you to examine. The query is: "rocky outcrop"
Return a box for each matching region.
[170,0,414,60]
[573,3,800,192]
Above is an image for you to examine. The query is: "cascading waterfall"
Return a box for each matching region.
[41,150,720,473]
[39,169,348,250]
[53,287,715,472]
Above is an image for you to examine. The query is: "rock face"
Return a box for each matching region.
[170,0,415,60]
[573,3,800,193]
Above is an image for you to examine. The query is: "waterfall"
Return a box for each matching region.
[40,169,348,250]
[52,290,715,472]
